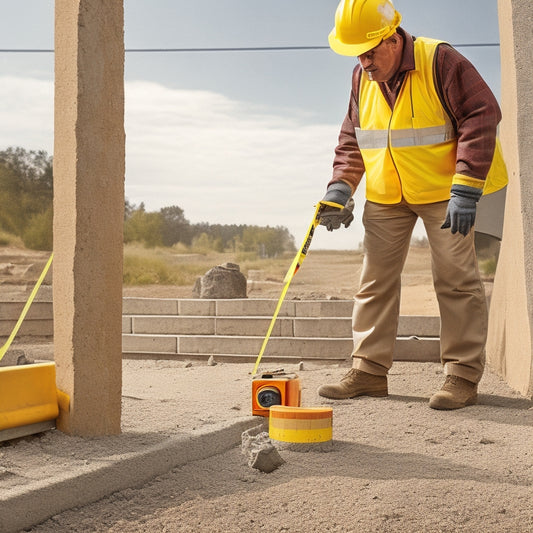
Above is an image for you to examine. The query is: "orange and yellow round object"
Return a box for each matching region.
[269,405,333,443]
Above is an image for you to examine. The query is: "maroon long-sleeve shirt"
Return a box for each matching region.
[329,28,502,196]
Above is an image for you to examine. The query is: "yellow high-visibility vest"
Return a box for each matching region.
[357,37,508,204]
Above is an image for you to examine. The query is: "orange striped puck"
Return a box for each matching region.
[269,405,333,443]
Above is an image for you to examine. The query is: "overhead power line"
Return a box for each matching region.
[0,43,500,54]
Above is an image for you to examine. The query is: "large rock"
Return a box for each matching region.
[192,262,247,299]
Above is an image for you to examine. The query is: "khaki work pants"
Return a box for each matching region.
[351,199,487,384]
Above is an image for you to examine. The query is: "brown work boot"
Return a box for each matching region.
[318,368,388,400]
[429,375,478,410]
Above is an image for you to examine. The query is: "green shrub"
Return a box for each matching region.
[22,207,53,251]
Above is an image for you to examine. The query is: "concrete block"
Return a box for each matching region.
[177,335,353,359]
[393,337,440,362]
[178,335,260,356]
[0,320,54,337]
[279,319,294,337]
[122,316,132,334]
[265,337,353,358]
[122,298,178,316]
[122,334,177,354]
[215,317,283,337]
[293,300,353,318]
[132,316,215,335]
[177,299,216,316]
[293,317,352,338]
[215,299,296,317]
[0,301,53,321]
[398,316,440,337]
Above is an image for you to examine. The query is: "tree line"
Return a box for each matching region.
[0,147,53,250]
[0,147,296,257]
[124,201,295,256]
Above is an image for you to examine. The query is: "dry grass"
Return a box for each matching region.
[123,243,302,287]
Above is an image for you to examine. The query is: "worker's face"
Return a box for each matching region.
[358,35,402,82]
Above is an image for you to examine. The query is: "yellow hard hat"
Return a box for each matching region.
[329,0,402,57]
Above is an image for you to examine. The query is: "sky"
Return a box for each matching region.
[0,0,501,249]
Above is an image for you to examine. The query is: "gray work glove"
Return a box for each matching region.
[319,181,354,231]
[320,197,355,231]
[441,184,483,236]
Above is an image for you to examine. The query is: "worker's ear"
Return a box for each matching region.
[386,33,401,49]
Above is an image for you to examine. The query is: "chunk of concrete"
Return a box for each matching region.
[241,424,285,473]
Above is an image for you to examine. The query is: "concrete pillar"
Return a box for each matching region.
[53,1,125,434]
[486,0,533,397]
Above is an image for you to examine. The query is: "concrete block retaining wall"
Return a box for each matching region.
[0,298,441,363]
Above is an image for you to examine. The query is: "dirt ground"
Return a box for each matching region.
[7,360,530,533]
[1,245,531,533]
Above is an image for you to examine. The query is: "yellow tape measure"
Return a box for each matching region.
[252,201,340,375]
[0,253,53,362]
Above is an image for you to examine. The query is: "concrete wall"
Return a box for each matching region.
[486,0,533,397]
[53,1,125,434]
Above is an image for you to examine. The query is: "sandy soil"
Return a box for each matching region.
[10,360,531,533]
[1,245,530,532]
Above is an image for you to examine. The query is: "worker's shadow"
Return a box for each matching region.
[285,438,531,487]
[387,392,532,426]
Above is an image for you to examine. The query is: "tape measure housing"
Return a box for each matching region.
[251,371,301,417]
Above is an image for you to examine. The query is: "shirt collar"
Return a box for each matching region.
[396,27,416,74]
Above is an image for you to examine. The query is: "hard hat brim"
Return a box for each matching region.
[328,28,384,57]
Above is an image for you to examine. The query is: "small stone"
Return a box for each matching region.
[249,446,285,473]
[241,425,284,473]
[207,355,217,366]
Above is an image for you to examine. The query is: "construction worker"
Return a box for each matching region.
[317,0,507,409]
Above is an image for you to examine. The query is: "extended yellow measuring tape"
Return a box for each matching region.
[0,253,53,362]
[252,201,340,375]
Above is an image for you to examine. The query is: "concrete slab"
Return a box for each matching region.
[0,418,255,532]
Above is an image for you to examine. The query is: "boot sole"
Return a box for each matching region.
[429,394,477,410]
[318,389,389,400]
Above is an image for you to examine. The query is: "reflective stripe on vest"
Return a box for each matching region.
[355,122,456,150]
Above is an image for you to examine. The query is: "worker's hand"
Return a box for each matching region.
[320,197,355,231]
[318,181,354,231]
[441,184,482,236]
